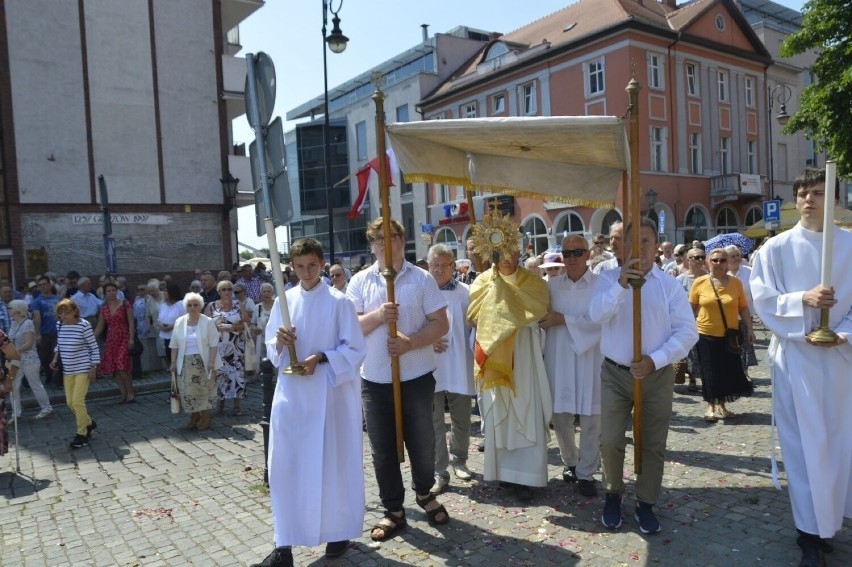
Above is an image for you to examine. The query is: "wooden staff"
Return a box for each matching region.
[373,84,405,463]
[626,77,644,474]
[466,190,483,272]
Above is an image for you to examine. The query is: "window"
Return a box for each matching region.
[651,127,666,172]
[747,140,756,174]
[745,206,763,226]
[464,102,477,118]
[745,77,755,107]
[718,70,729,102]
[648,54,662,89]
[715,14,726,31]
[556,211,585,235]
[493,93,505,114]
[587,58,605,95]
[689,132,702,174]
[431,112,445,120]
[355,121,367,160]
[521,82,536,115]
[716,207,738,234]
[720,137,730,175]
[686,63,698,96]
[438,184,450,203]
[396,104,409,122]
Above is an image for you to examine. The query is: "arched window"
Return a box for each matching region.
[555,211,585,237]
[434,227,460,258]
[601,209,622,235]
[685,206,708,242]
[522,217,548,257]
[715,206,738,234]
[745,206,762,226]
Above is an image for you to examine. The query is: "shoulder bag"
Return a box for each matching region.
[709,277,743,355]
[243,326,257,373]
[170,371,181,414]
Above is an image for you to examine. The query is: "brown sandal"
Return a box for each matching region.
[370,510,407,541]
[416,493,450,525]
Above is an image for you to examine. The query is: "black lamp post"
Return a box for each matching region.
[644,188,658,217]
[322,0,348,264]
[766,83,792,201]
[220,172,239,214]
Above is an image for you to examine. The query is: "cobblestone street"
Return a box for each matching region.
[1,324,849,566]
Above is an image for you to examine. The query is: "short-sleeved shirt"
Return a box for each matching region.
[689,275,746,337]
[30,294,61,335]
[347,261,447,383]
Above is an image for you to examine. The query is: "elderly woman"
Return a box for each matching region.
[50,299,100,449]
[689,248,755,422]
[204,279,250,416]
[676,247,708,392]
[145,280,165,369]
[157,282,186,369]
[8,300,53,419]
[94,282,136,404]
[725,244,758,378]
[169,292,219,430]
[188,280,202,294]
[251,282,275,370]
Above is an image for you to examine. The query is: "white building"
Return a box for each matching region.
[0,0,259,286]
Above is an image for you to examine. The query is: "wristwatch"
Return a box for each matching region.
[317,352,329,364]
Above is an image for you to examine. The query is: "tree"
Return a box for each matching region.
[239,250,254,260]
[780,0,852,176]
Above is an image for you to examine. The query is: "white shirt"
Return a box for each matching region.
[433,281,474,396]
[347,261,447,383]
[589,266,698,369]
[592,256,619,274]
[71,291,102,318]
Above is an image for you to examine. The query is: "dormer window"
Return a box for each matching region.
[484,42,510,62]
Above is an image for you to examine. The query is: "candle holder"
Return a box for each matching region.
[808,310,839,344]
[282,344,307,375]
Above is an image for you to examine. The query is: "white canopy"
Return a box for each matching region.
[386,116,629,209]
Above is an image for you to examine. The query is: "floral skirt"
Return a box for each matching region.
[178,355,217,413]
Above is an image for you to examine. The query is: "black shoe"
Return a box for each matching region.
[562,466,578,483]
[578,479,598,498]
[86,420,97,439]
[797,533,826,567]
[634,502,662,534]
[250,546,293,567]
[325,540,349,558]
[70,434,88,449]
[514,484,533,502]
[601,492,622,530]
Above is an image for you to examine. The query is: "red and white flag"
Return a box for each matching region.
[348,149,397,219]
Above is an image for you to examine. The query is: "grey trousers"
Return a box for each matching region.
[432,391,472,478]
[599,360,673,504]
[552,412,601,481]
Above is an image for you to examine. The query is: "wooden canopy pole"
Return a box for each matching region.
[373,82,405,463]
[626,76,644,475]
[466,190,483,272]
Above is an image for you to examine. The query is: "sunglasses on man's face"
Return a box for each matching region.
[561,248,588,258]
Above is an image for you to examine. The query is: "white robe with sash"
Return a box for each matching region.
[265,286,367,547]
[751,223,852,538]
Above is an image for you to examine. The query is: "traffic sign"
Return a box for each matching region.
[763,199,781,222]
[245,52,276,129]
[658,210,666,234]
[104,236,117,274]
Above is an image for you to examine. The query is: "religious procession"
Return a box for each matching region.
[246,146,850,567]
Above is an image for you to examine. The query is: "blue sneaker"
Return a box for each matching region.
[634,502,661,534]
[602,492,622,529]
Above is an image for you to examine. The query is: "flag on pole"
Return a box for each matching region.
[348,149,397,219]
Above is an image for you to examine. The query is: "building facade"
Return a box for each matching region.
[418,0,811,252]
[0,0,258,287]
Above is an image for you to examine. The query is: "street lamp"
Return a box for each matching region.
[644,188,658,217]
[766,83,792,201]
[322,0,348,264]
[220,172,239,215]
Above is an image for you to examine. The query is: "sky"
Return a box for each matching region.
[233,0,806,252]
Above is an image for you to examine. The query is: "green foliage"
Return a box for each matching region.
[780,0,852,176]
[239,250,254,260]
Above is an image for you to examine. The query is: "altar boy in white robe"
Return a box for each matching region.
[251,238,367,567]
[540,234,603,498]
[751,168,852,567]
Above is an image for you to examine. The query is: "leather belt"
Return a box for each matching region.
[604,357,631,372]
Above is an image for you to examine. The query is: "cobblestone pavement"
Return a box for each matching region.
[1,325,849,566]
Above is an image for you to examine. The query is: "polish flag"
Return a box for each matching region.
[348,149,397,219]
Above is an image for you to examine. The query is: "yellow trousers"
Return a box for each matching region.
[64,373,93,436]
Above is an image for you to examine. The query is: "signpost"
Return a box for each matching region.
[763,199,781,232]
[98,175,116,275]
[658,209,666,234]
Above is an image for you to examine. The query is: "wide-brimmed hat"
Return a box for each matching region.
[539,252,564,269]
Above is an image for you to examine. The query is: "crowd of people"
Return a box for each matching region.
[0,167,846,567]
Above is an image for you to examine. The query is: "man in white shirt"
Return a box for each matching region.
[427,244,475,495]
[71,277,102,327]
[347,218,450,542]
[589,218,698,534]
[750,168,852,567]
[540,235,603,498]
[593,222,623,273]
[328,264,347,293]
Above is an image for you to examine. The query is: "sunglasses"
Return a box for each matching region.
[561,249,588,257]
[220,287,234,291]
[709,258,727,264]
[689,255,705,261]
[137,287,146,291]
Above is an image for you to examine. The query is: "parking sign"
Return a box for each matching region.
[763,199,781,231]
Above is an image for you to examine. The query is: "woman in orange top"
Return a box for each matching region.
[688,248,755,422]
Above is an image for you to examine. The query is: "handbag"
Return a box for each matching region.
[243,327,258,373]
[169,371,181,414]
[129,336,144,356]
[709,277,744,355]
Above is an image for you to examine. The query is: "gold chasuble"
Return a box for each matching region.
[468,266,549,392]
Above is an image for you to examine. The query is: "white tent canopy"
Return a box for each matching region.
[386,116,629,209]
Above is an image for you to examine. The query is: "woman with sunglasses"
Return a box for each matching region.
[725,245,758,379]
[688,248,755,422]
[676,248,708,392]
[204,279,250,416]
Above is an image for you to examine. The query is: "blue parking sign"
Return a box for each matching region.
[763,200,781,222]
